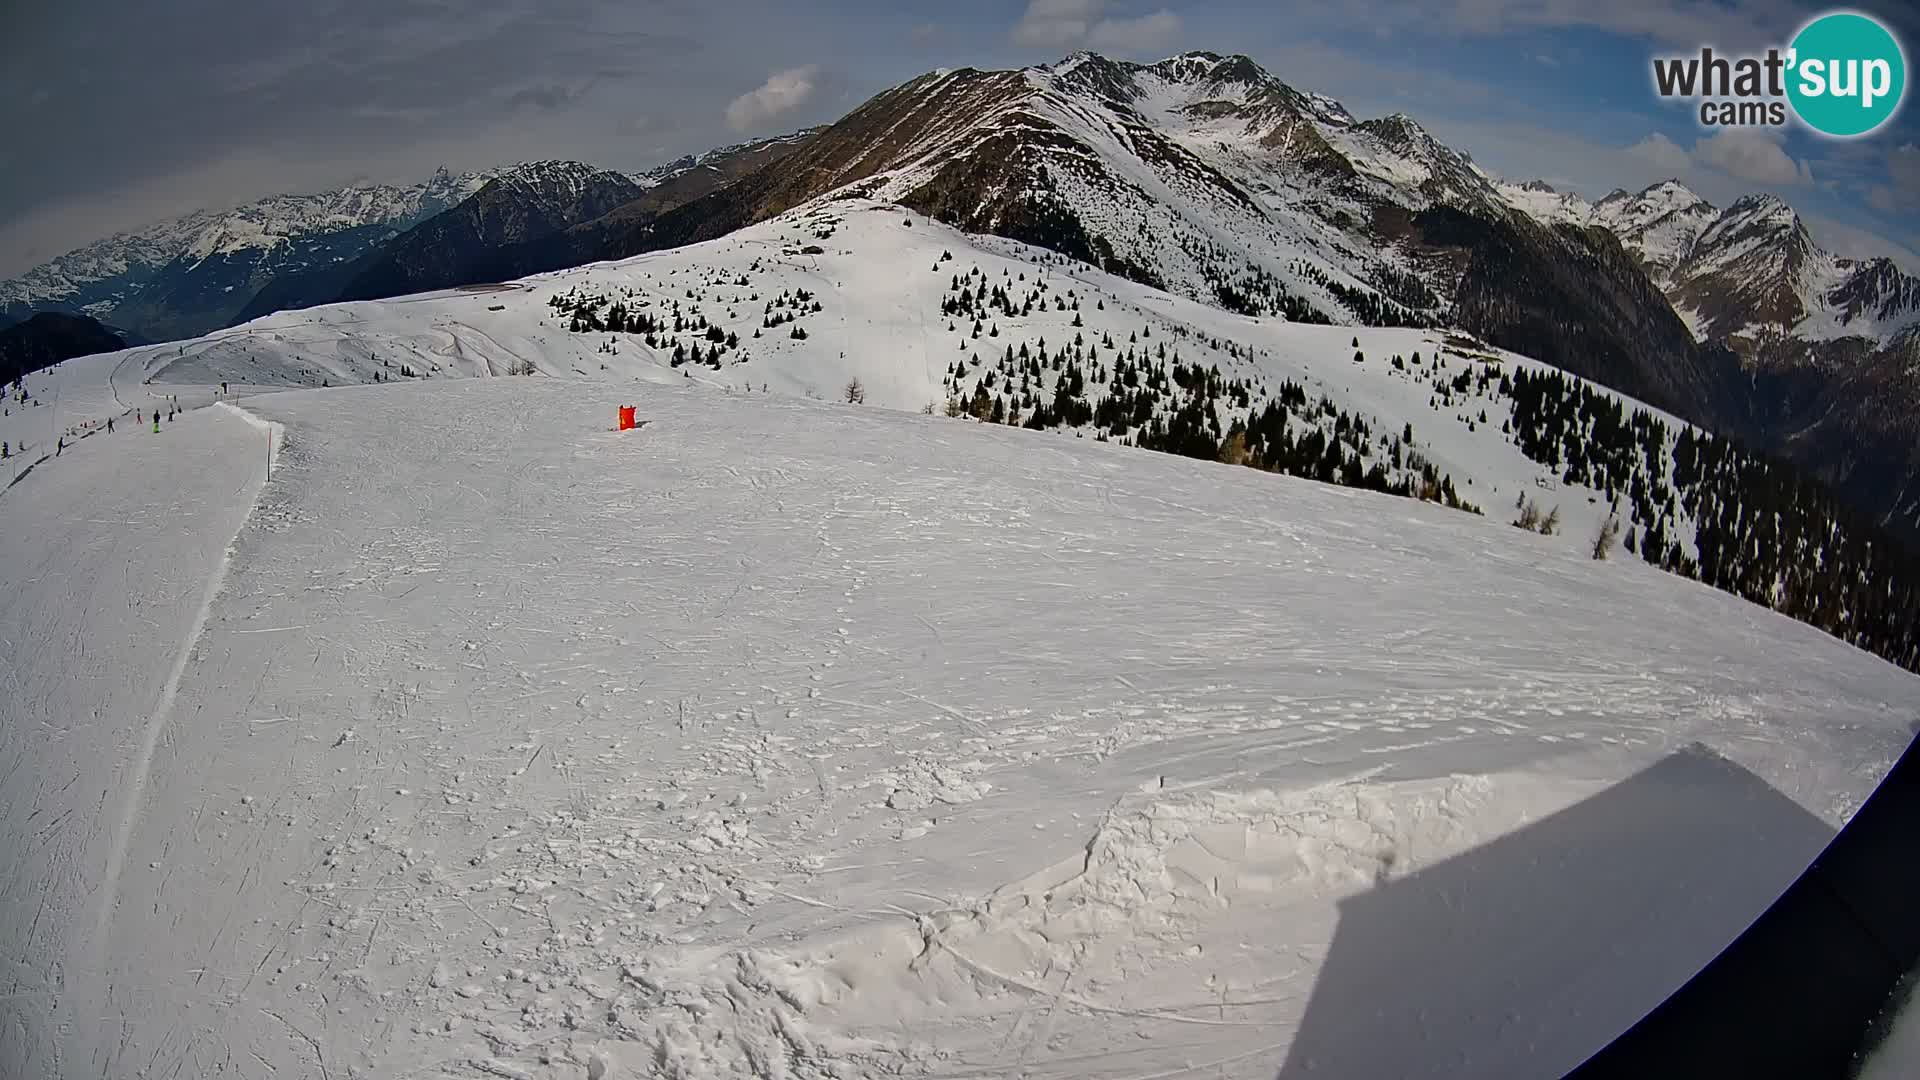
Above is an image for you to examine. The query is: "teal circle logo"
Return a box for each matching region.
[1787,11,1906,137]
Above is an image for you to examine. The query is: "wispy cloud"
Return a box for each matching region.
[1692,128,1814,186]
[1012,0,1181,54]
[1087,10,1181,52]
[1626,129,1814,187]
[1012,0,1105,48]
[725,65,821,133]
[1628,132,1694,174]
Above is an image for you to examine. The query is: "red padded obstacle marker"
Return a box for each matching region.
[618,405,636,431]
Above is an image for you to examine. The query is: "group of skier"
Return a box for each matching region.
[4,385,231,462]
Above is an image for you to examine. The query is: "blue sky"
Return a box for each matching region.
[3,0,1918,275]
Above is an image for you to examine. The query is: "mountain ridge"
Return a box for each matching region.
[0,167,502,339]
[561,49,1746,473]
[1498,174,1920,535]
[10,48,1920,535]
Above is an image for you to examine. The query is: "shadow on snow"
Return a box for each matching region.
[1277,744,1832,1078]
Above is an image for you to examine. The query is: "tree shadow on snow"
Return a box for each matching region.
[1277,744,1834,1079]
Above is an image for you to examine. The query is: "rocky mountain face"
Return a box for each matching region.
[1,168,496,339]
[1502,178,1920,538]
[333,161,647,303]
[10,48,1915,537]
[0,312,126,385]
[377,130,824,296]
[555,48,1902,540]
[572,51,1740,461]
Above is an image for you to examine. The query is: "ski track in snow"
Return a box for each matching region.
[1,369,1913,1079]
[0,402,272,1078]
[1,202,1916,1078]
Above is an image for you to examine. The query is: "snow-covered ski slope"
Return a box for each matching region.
[2,364,1915,1078]
[16,200,1702,556]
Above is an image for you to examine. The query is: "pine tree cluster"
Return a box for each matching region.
[546,275,825,372]
[937,317,1479,516]
[1495,363,1919,672]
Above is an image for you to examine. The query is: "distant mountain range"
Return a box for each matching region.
[1,133,820,344]
[1495,176,1920,540]
[0,169,500,340]
[1496,177,1920,348]
[4,51,1917,538]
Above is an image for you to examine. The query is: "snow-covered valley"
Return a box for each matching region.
[2,202,1917,1079]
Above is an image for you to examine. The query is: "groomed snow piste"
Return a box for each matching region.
[2,199,1916,1078]
[2,366,1914,1079]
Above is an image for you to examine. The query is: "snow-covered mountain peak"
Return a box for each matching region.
[1040,50,1151,105]
[1712,192,1799,233]
[421,165,468,199]
[1552,180,1720,283]
[1508,170,1920,352]
[619,128,824,192]
[2,167,500,316]
[641,154,700,184]
[1319,109,1503,214]
[1147,50,1271,91]
[1691,193,1811,264]
[1495,178,1595,227]
[1358,112,1431,144]
[1049,49,1103,74]
[1581,180,1709,227]
[494,159,616,189]
[469,161,646,217]
[1029,49,1323,126]
[1639,178,1708,210]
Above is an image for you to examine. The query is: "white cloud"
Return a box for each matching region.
[1012,0,1181,54]
[1624,129,1813,187]
[1013,0,1106,48]
[1088,10,1181,52]
[1692,128,1813,186]
[1627,132,1693,174]
[724,66,820,134]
